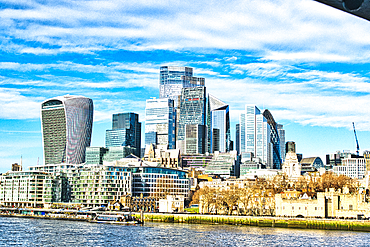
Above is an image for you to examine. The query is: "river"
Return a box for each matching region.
[1,217,370,246]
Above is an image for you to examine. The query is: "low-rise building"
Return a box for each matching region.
[240,169,280,180]
[300,157,324,173]
[275,188,370,218]
[181,154,213,170]
[333,158,366,179]
[198,178,250,190]
[119,195,156,212]
[143,144,181,169]
[7,157,190,209]
[204,151,239,178]
[282,148,301,179]
[158,195,185,213]
[29,163,81,203]
[74,165,132,208]
[0,171,57,208]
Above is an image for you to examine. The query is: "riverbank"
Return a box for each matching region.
[0,212,89,221]
[2,210,370,232]
[135,213,370,232]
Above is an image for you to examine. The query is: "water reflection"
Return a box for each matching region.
[0,217,369,247]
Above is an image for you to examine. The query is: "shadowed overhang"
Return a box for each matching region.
[314,0,370,21]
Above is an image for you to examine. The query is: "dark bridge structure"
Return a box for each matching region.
[315,0,370,21]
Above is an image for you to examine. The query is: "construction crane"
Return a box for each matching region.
[352,122,360,156]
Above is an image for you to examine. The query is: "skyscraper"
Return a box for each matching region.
[105,112,141,157]
[185,124,207,154]
[145,98,176,149]
[208,94,230,153]
[239,105,272,168]
[277,124,285,163]
[177,87,207,153]
[239,105,284,169]
[159,66,205,107]
[235,123,240,154]
[263,109,282,169]
[41,95,93,165]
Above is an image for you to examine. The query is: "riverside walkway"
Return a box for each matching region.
[2,208,370,232]
[136,212,370,232]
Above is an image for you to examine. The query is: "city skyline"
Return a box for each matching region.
[1,0,370,172]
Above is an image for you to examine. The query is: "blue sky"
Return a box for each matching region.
[1,0,370,173]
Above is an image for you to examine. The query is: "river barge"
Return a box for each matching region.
[90,212,142,225]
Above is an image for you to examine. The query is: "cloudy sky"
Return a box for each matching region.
[1,0,370,172]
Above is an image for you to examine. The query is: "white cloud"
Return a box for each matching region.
[263,51,352,63]
[1,0,370,61]
[206,73,370,131]
[0,88,41,119]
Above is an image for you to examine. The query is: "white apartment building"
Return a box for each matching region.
[333,158,366,179]
[0,171,55,208]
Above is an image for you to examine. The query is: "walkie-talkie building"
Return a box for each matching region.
[41,95,93,165]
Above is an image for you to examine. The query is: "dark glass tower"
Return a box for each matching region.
[105,112,141,157]
[208,94,230,153]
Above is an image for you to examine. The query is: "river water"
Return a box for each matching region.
[1,217,370,246]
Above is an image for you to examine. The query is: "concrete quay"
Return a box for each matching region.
[136,213,370,232]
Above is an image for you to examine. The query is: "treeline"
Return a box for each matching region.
[191,172,358,216]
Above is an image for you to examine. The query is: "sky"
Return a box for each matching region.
[1,0,370,173]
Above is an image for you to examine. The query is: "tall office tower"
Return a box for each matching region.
[145,98,176,149]
[185,125,207,154]
[208,94,230,153]
[159,66,205,107]
[41,95,93,165]
[277,124,285,163]
[105,112,141,157]
[263,110,282,169]
[239,105,272,168]
[235,124,240,154]
[177,87,207,154]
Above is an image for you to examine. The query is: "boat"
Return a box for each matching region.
[90,212,142,225]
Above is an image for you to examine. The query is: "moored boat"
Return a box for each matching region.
[90,212,142,225]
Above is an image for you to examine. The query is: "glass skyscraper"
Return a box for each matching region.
[263,109,283,169]
[239,105,283,169]
[185,124,206,154]
[177,87,206,153]
[105,112,141,157]
[277,124,285,163]
[235,123,240,154]
[159,66,205,107]
[145,98,176,149]
[41,95,93,165]
[239,105,271,168]
[208,94,230,153]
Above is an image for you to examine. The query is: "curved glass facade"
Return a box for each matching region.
[41,95,93,165]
